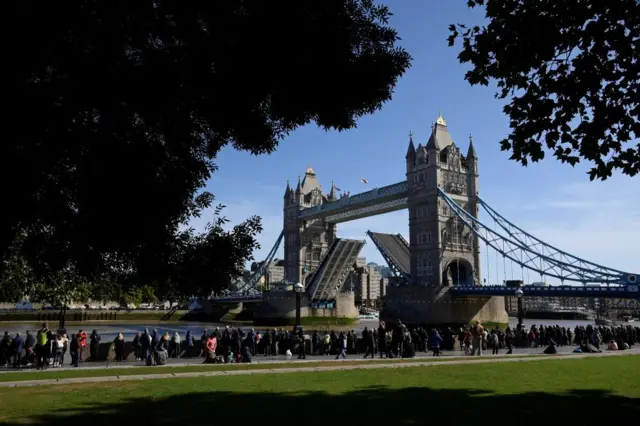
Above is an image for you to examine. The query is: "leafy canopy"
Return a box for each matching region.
[2,1,411,285]
[449,0,640,180]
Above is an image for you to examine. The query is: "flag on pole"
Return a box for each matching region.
[335,187,342,191]
[360,178,368,184]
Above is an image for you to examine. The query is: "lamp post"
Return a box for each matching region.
[515,289,524,330]
[294,282,304,331]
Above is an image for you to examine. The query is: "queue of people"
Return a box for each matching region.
[1,321,638,369]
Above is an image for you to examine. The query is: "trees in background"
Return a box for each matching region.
[449,0,639,180]
[0,206,261,304]
[2,1,410,292]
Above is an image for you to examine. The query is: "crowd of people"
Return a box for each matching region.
[1,321,638,369]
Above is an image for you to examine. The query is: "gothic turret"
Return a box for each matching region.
[426,112,454,152]
[406,131,416,159]
[328,181,338,201]
[283,180,291,199]
[466,134,478,175]
[406,131,416,174]
[467,133,477,159]
[295,175,302,195]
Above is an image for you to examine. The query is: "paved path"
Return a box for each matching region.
[1,350,637,388]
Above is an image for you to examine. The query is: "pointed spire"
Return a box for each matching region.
[295,175,302,194]
[329,181,338,200]
[467,133,477,159]
[406,130,416,158]
[283,180,291,198]
[436,111,447,127]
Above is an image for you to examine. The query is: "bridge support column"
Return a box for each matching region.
[381,286,508,326]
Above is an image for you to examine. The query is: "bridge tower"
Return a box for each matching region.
[382,114,508,325]
[406,114,480,286]
[283,167,337,286]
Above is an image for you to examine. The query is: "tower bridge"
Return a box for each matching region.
[215,115,639,324]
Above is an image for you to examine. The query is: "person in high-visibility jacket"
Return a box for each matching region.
[35,323,49,369]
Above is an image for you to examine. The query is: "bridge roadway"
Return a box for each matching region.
[367,232,410,278]
[216,283,640,303]
[452,284,640,299]
[307,238,365,300]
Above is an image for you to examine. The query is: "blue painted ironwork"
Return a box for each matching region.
[325,197,407,223]
[438,188,636,285]
[476,195,639,285]
[367,231,412,284]
[451,284,640,299]
[230,230,284,295]
[212,294,264,303]
[298,181,408,221]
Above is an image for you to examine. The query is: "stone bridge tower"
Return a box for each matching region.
[405,114,481,287]
[283,167,337,286]
[381,115,508,325]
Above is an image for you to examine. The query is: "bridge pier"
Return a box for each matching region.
[254,291,359,324]
[381,286,508,326]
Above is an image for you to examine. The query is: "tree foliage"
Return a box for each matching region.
[2,1,410,282]
[449,0,640,180]
[0,204,262,303]
[0,234,38,303]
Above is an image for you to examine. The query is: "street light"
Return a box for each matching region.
[515,289,524,330]
[294,282,304,331]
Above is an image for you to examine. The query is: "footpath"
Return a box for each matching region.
[1,350,637,388]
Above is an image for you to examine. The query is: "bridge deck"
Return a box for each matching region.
[368,231,411,279]
[308,238,365,300]
[451,285,640,299]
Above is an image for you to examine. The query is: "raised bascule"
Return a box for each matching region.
[217,114,640,325]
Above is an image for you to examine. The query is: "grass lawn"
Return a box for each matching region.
[0,353,540,383]
[1,356,638,425]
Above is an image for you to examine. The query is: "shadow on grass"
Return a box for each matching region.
[8,386,639,426]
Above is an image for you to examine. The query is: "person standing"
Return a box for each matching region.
[36,323,49,369]
[114,333,125,362]
[297,328,306,360]
[11,333,24,368]
[335,332,347,360]
[471,321,484,356]
[89,330,101,361]
[70,334,80,367]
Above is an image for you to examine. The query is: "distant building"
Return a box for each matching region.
[379,277,389,298]
[251,260,285,290]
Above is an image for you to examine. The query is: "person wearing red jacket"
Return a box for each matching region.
[76,330,88,362]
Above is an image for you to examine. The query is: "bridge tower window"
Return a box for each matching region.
[312,248,322,262]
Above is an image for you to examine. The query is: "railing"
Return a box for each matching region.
[451,284,640,299]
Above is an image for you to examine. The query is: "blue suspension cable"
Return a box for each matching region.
[494,217,499,285]
[511,259,514,280]
[486,240,490,286]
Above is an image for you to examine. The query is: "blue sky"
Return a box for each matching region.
[192,1,640,284]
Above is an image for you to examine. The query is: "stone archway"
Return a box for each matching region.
[443,258,474,286]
